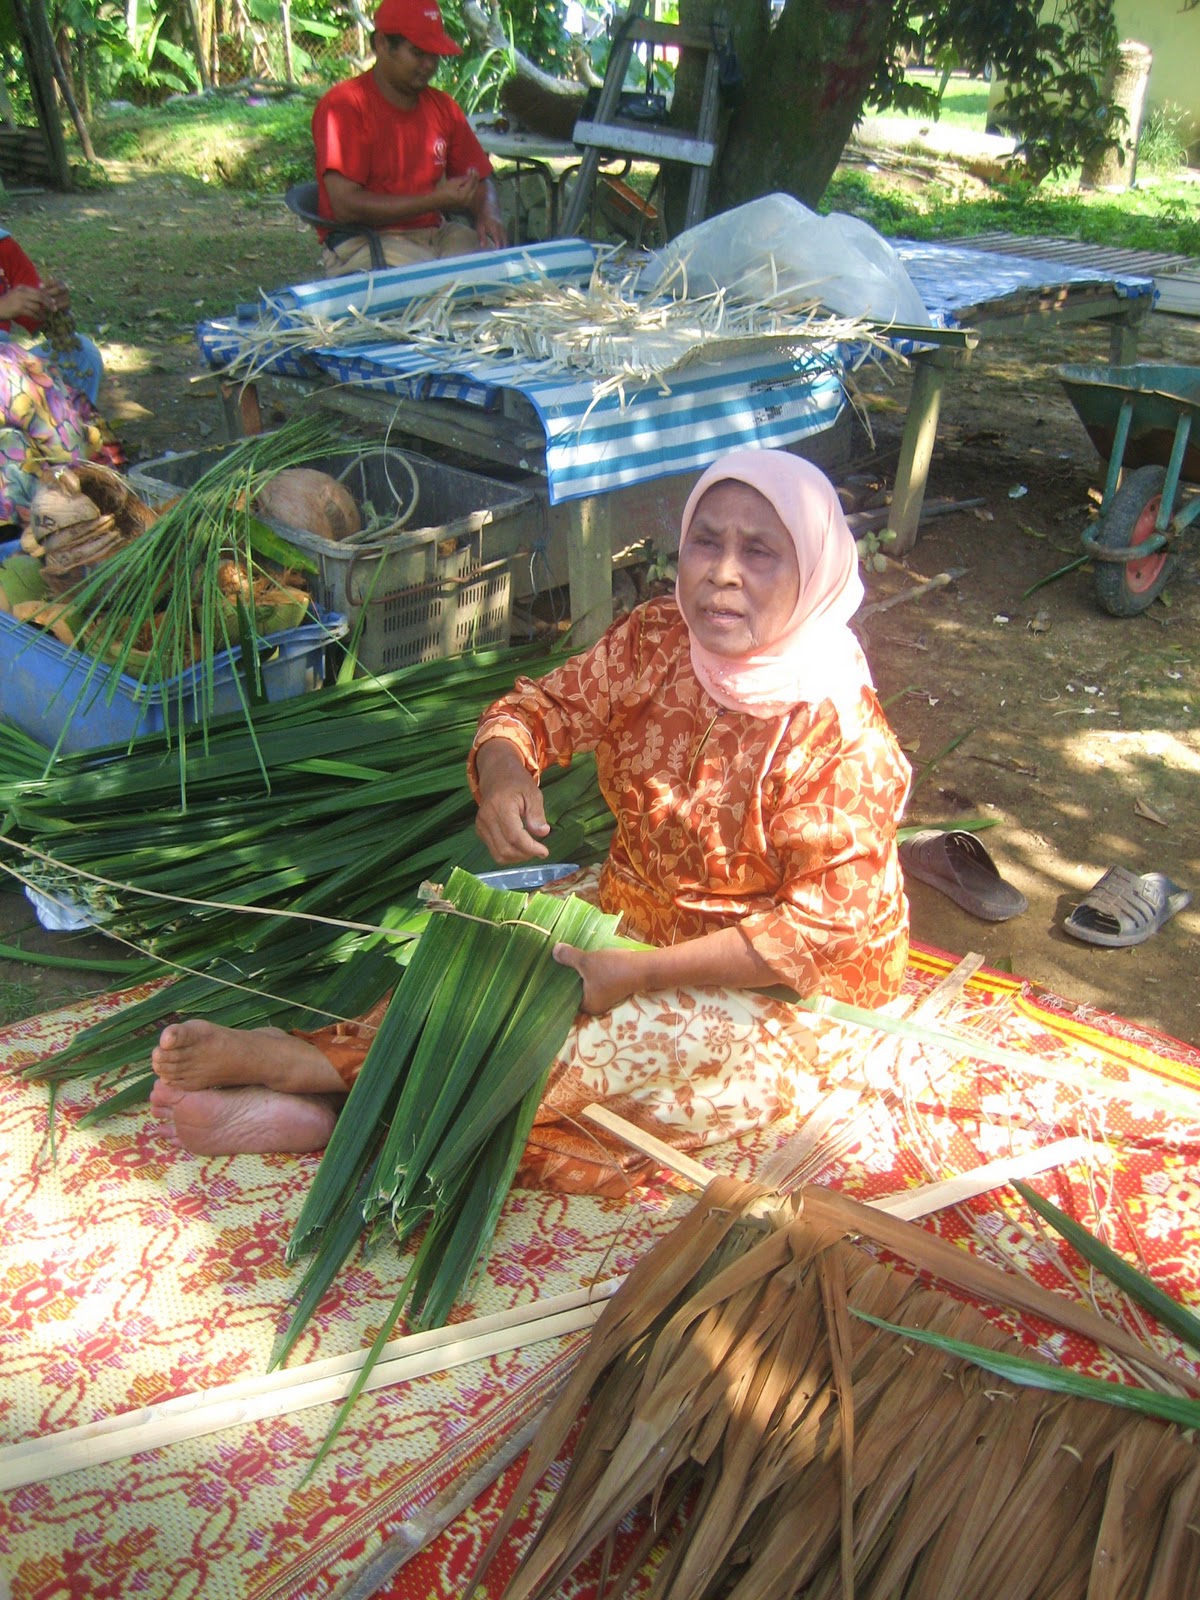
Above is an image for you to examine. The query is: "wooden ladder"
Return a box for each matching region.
[558,0,722,242]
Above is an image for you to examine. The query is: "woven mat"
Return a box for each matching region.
[2,946,1200,1600]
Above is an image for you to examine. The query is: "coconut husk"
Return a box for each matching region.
[469,1179,1200,1600]
[11,597,79,647]
[27,462,161,594]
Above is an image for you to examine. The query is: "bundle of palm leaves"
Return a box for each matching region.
[274,866,625,1466]
[0,645,613,1120]
[470,1177,1200,1600]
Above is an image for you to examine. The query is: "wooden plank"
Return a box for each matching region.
[626,19,714,49]
[571,120,715,167]
[1155,274,1200,317]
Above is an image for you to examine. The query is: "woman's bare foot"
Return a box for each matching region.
[149,1079,339,1156]
[151,1018,346,1094]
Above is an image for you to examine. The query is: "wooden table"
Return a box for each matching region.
[887,246,1155,554]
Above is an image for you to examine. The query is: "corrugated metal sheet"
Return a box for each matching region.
[938,233,1200,316]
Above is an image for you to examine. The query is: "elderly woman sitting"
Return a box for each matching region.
[149,449,911,1191]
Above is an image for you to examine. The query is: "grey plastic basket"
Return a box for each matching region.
[130,439,530,673]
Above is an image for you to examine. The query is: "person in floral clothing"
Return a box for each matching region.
[0,226,121,528]
[150,449,911,1191]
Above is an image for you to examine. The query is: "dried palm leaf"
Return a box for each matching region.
[468,1179,1200,1600]
[219,256,890,401]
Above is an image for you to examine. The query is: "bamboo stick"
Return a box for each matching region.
[0,1283,619,1493]
[581,1105,1098,1225]
[871,1139,1102,1220]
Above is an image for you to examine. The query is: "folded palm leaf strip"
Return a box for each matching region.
[469,1175,1200,1600]
[0,645,613,1120]
[277,866,624,1467]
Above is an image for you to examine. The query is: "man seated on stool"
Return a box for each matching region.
[312,0,507,277]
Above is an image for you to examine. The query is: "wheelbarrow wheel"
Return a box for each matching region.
[1093,464,1178,617]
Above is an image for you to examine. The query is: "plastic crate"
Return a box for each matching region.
[0,605,347,753]
[129,438,533,601]
[375,559,513,672]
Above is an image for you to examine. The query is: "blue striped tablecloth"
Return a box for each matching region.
[197,237,1153,506]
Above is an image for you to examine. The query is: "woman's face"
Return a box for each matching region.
[677,482,801,657]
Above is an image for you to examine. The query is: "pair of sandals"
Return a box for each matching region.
[899,829,1192,948]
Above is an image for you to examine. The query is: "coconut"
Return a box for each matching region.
[254,469,361,543]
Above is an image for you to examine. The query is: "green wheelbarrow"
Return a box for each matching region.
[1058,363,1200,616]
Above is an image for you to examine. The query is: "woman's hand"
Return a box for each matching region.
[474,738,551,863]
[0,284,51,324]
[40,278,71,314]
[552,943,647,1015]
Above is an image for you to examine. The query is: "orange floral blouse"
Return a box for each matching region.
[469,599,912,1008]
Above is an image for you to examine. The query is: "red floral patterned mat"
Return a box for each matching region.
[2,946,1199,1600]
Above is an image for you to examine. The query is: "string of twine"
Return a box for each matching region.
[0,853,366,1026]
[2,837,417,940]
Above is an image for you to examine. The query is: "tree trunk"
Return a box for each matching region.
[9,0,71,190]
[674,0,895,217]
[73,37,90,119]
[1080,39,1152,190]
[280,0,295,86]
[184,0,213,90]
[50,26,97,162]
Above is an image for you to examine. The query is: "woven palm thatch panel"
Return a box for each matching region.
[474,1178,1200,1600]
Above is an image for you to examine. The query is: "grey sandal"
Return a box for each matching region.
[1063,867,1191,948]
[899,829,1028,923]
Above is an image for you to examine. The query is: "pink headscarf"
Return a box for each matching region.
[676,449,868,721]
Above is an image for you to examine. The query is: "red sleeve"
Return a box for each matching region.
[312,85,371,204]
[0,235,42,333]
[443,102,494,181]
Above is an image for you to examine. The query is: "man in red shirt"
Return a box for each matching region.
[312,0,507,276]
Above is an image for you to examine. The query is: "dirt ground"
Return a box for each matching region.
[1,170,1198,1045]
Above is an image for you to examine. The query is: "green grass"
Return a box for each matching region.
[867,70,994,130]
[83,90,321,194]
[824,166,1200,257]
[0,978,38,1025]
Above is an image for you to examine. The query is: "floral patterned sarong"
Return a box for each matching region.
[0,339,121,524]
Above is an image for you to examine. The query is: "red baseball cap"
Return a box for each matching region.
[373,0,461,54]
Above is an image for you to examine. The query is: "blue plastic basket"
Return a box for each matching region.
[0,606,347,753]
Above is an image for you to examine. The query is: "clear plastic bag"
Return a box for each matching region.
[639,193,931,328]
